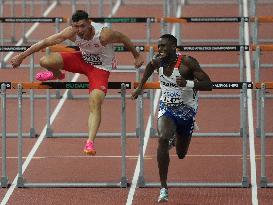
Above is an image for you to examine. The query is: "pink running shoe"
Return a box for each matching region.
[84,140,96,155]
[35,71,65,82]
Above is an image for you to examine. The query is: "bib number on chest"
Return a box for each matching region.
[82,53,103,65]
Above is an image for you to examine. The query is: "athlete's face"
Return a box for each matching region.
[157,38,176,59]
[71,19,91,38]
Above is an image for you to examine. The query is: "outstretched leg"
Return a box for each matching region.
[157,116,176,189]
[88,89,105,141]
[84,89,105,155]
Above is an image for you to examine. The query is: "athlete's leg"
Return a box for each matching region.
[88,89,105,142]
[175,133,192,159]
[39,53,64,78]
[175,117,194,159]
[157,116,176,189]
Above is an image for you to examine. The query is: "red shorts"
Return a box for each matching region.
[60,51,110,94]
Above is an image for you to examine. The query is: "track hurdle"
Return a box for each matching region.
[134,81,252,188]
[256,82,273,188]
[252,44,273,137]
[13,82,129,188]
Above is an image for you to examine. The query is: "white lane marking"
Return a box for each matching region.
[3,1,58,63]
[1,1,122,204]
[0,73,79,205]
[126,1,183,204]
[1,1,59,203]
[243,0,258,205]
[126,89,161,205]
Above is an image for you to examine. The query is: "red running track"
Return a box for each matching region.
[1,1,273,205]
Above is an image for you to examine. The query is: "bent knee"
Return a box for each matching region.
[39,56,48,67]
[39,54,63,69]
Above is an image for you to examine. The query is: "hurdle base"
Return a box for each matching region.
[256,127,261,137]
[46,128,53,137]
[120,177,129,188]
[55,90,62,99]
[137,176,146,187]
[241,176,250,188]
[149,128,157,137]
[30,128,38,138]
[1,177,9,188]
[20,182,128,188]
[17,176,25,188]
[140,182,249,188]
[260,176,268,188]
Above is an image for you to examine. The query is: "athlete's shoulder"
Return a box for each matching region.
[60,26,76,41]
[181,55,200,68]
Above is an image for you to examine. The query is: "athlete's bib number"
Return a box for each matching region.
[161,90,183,104]
[82,53,102,65]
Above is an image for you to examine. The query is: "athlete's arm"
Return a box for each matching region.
[10,27,75,68]
[177,56,212,91]
[131,59,159,99]
[100,28,144,68]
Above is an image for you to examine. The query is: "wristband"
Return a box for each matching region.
[186,80,194,88]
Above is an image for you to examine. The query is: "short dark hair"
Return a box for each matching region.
[71,10,89,22]
[160,34,177,46]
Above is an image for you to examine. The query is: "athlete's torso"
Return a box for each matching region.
[74,22,115,71]
[159,53,198,111]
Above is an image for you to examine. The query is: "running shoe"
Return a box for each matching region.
[158,188,168,203]
[35,71,65,81]
[84,140,96,155]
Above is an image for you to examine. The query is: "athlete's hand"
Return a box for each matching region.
[134,54,144,68]
[131,87,143,100]
[10,54,24,68]
[176,76,187,87]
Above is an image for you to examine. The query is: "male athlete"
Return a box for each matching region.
[131,34,212,202]
[10,10,144,155]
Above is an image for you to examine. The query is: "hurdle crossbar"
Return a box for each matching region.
[86,16,273,24]
[0,82,131,90]
[0,44,256,53]
[251,45,273,51]
[0,17,68,23]
[133,82,253,89]
[255,82,273,89]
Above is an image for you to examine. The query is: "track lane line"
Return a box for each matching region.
[0,1,122,204]
[126,1,183,204]
[243,0,258,204]
[0,73,79,205]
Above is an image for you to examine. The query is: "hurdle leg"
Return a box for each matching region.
[1,84,9,187]
[29,54,37,138]
[120,84,128,187]
[241,84,250,187]
[46,89,53,137]
[137,93,145,187]
[260,84,268,187]
[255,48,261,137]
[17,84,25,187]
